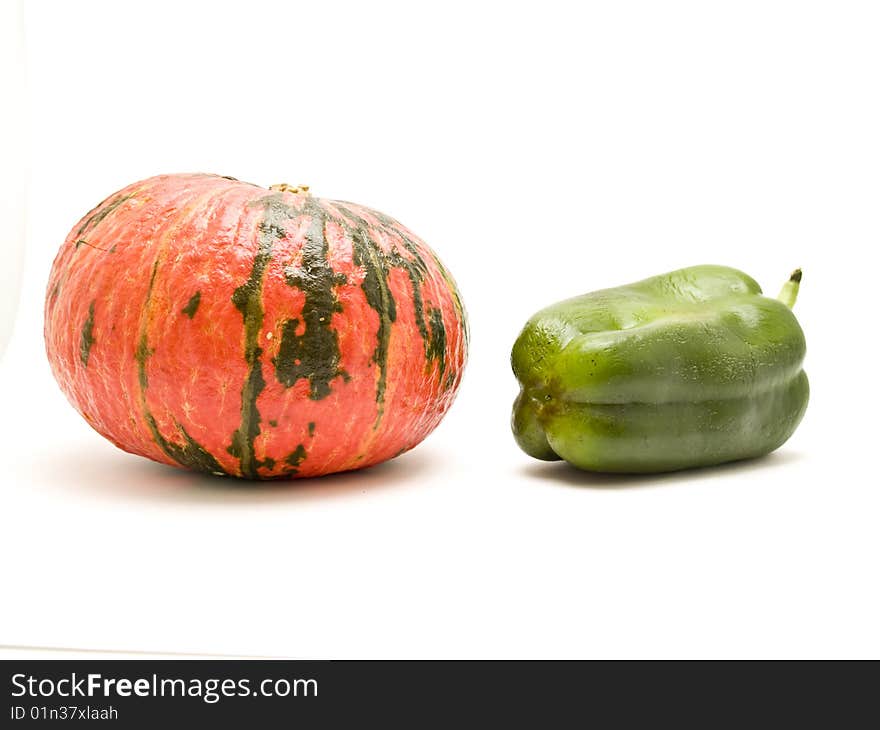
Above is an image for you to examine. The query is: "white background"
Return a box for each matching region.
[1,0,878,658]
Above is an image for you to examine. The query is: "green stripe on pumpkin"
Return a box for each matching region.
[144,412,227,476]
[228,193,298,478]
[350,226,396,423]
[76,194,132,237]
[331,201,454,416]
[426,306,447,379]
[135,259,160,390]
[136,257,227,476]
[80,300,96,367]
[425,246,467,342]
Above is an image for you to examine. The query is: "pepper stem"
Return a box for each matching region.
[777,269,802,309]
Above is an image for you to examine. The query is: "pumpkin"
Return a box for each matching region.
[44,174,467,479]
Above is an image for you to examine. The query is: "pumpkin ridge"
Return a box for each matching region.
[134,188,231,473]
[393,237,437,365]
[329,203,396,426]
[350,226,396,426]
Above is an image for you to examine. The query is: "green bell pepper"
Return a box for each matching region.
[511,265,808,473]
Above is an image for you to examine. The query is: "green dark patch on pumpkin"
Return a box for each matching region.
[80,300,96,367]
[274,199,347,400]
[144,412,226,476]
[50,282,60,301]
[426,306,447,378]
[283,444,307,474]
[76,194,132,237]
[308,422,315,437]
[269,419,278,428]
[182,291,201,319]
[229,193,295,479]
[262,456,276,470]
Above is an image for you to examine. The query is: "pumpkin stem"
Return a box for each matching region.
[270,183,311,196]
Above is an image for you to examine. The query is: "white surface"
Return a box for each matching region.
[0,0,26,357]
[1,0,878,658]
